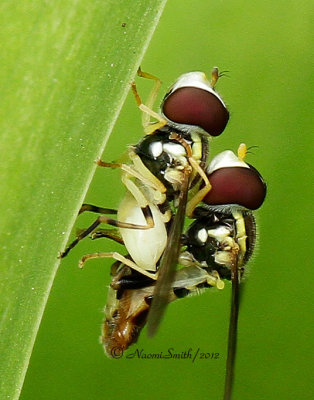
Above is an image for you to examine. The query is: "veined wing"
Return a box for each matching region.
[223,253,241,400]
[146,170,190,337]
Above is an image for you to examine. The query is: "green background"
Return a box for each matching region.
[16,1,313,399]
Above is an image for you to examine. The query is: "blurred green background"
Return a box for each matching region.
[20,1,313,399]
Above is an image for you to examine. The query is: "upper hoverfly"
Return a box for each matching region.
[59,66,229,337]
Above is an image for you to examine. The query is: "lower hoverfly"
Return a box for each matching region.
[182,144,266,399]
[100,143,266,382]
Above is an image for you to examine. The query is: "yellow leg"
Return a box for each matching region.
[128,150,167,194]
[79,251,158,280]
[167,132,212,216]
[185,157,212,217]
[137,67,162,116]
[97,153,167,194]
[131,68,167,134]
[185,142,249,216]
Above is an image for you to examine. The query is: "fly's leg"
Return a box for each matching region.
[90,228,124,244]
[168,132,212,217]
[187,143,248,216]
[79,204,117,215]
[96,158,166,195]
[185,143,248,217]
[97,158,171,221]
[96,152,169,207]
[185,157,212,217]
[59,208,155,259]
[76,226,124,244]
[137,67,161,113]
[60,158,169,258]
[59,173,159,259]
[77,207,124,243]
[131,67,167,134]
[79,252,157,280]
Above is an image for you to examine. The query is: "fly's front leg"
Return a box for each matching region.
[136,67,161,111]
[96,151,168,208]
[79,252,157,280]
[185,161,212,217]
[168,132,212,217]
[97,158,161,231]
[118,155,172,223]
[186,143,248,216]
[96,156,166,195]
[186,143,248,217]
[131,67,167,134]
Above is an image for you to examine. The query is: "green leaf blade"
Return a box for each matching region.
[0,1,167,398]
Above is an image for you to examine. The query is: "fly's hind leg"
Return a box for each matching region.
[79,204,117,216]
[60,160,167,259]
[79,252,157,280]
[90,228,124,244]
[59,176,157,260]
[59,211,155,259]
[76,225,124,244]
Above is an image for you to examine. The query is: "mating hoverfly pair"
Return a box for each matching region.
[60,67,266,398]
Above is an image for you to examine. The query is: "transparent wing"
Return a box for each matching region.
[223,254,241,400]
[146,171,190,337]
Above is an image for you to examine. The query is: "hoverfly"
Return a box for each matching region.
[59,66,229,335]
[100,143,266,398]
[182,144,267,398]
[59,67,252,397]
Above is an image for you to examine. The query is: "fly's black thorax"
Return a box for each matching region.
[134,125,209,199]
[182,207,256,280]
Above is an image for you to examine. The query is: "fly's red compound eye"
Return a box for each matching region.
[163,87,229,136]
[204,150,267,210]
[204,166,266,210]
[161,71,229,136]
